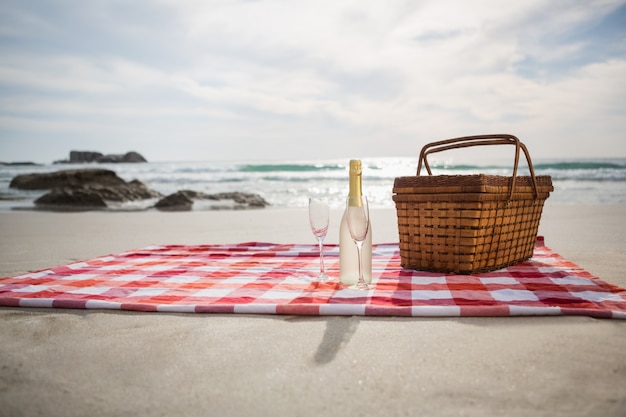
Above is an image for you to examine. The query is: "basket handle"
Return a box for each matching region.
[417,134,540,200]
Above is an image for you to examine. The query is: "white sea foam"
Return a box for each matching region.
[1,157,625,211]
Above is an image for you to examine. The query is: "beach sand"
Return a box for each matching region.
[1,204,625,417]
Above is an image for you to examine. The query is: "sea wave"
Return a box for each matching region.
[534,161,625,170]
[240,163,345,173]
[1,157,625,210]
[423,161,626,171]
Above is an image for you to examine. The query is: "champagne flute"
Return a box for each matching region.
[308,197,331,282]
[346,195,373,290]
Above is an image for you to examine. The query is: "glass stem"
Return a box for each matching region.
[318,238,325,276]
[355,240,364,285]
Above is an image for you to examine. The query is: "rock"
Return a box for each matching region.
[176,190,212,199]
[11,169,268,211]
[76,181,160,202]
[209,192,269,208]
[94,155,118,163]
[10,168,162,209]
[154,191,194,211]
[154,189,269,210]
[0,161,39,166]
[121,152,147,163]
[70,151,104,163]
[35,187,108,209]
[33,181,161,208]
[10,169,126,190]
[54,151,147,164]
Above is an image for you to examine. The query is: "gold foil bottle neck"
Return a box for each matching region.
[349,159,362,176]
[347,159,363,204]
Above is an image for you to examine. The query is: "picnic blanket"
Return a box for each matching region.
[1,237,625,318]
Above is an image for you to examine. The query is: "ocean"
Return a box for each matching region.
[1,157,625,212]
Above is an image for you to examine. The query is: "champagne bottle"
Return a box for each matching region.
[339,159,372,285]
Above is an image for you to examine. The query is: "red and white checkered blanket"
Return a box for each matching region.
[1,237,625,318]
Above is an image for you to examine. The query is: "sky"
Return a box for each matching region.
[0,0,625,163]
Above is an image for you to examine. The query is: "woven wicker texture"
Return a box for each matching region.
[393,134,553,274]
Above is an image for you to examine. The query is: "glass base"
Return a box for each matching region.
[314,272,335,283]
[348,281,374,290]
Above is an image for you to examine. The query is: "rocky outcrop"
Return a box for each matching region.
[10,169,269,211]
[34,187,108,208]
[154,191,194,211]
[207,192,269,208]
[10,169,127,190]
[34,180,161,209]
[154,190,269,211]
[54,151,147,164]
[96,151,147,163]
[0,161,39,166]
[69,151,103,163]
[10,168,162,209]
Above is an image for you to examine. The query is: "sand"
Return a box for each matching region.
[1,204,625,417]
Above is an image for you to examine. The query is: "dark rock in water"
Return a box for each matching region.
[176,190,212,199]
[77,181,160,202]
[154,190,269,211]
[209,192,269,208]
[35,187,108,208]
[0,161,39,166]
[70,151,104,163]
[122,151,147,163]
[154,191,194,211]
[11,169,268,211]
[127,180,160,198]
[10,168,162,210]
[97,152,147,163]
[54,150,147,164]
[34,181,162,208]
[10,169,127,190]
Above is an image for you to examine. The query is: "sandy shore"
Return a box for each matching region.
[1,204,625,417]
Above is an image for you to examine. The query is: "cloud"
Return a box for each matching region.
[0,0,624,162]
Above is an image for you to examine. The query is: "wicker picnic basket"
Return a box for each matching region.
[392,134,553,274]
